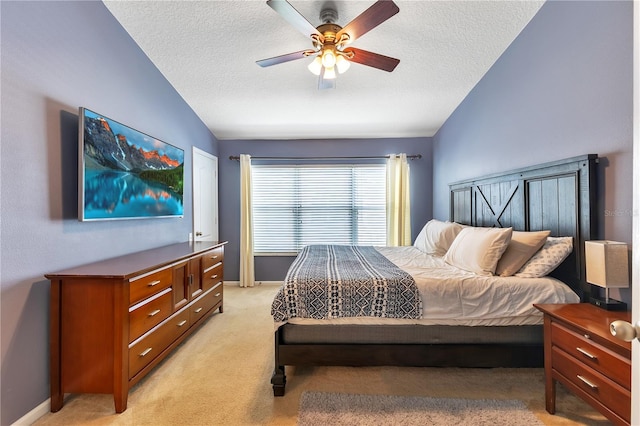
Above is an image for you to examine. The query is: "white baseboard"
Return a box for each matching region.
[12,398,49,425]
[224,280,282,286]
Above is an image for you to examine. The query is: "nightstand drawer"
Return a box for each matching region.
[551,321,630,388]
[553,346,630,423]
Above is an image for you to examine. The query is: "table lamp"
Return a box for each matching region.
[585,240,629,311]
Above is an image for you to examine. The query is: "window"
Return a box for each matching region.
[252,164,386,254]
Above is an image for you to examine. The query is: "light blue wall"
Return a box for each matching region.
[219,138,433,281]
[433,0,633,304]
[0,1,218,424]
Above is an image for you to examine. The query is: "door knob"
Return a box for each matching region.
[196,231,203,236]
[610,320,640,342]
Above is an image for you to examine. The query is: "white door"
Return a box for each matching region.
[632,4,638,424]
[192,147,218,241]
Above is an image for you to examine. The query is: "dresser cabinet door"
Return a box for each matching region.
[172,261,190,310]
[188,255,203,299]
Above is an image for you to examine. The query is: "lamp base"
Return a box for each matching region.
[589,296,627,311]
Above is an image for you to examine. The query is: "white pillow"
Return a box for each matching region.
[495,230,551,277]
[443,227,513,276]
[514,236,573,278]
[413,219,464,256]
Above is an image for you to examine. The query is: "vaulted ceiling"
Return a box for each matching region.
[103,1,545,140]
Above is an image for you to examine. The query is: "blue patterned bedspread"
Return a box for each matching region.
[271,245,422,322]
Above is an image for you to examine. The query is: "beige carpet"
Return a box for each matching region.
[34,284,609,426]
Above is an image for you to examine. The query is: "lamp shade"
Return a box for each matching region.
[585,240,629,288]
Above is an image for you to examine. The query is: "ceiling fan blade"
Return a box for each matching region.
[318,67,336,90]
[267,0,322,39]
[336,0,399,45]
[256,50,312,67]
[343,47,399,72]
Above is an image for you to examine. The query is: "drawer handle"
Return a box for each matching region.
[583,333,591,339]
[148,309,161,317]
[139,347,153,357]
[194,307,203,313]
[577,375,598,389]
[215,292,221,297]
[576,347,597,360]
[177,320,187,327]
[211,255,219,259]
[211,274,218,279]
[148,280,161,287]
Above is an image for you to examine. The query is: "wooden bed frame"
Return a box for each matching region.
[271,154,598,396]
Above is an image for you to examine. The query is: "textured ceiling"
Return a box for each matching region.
[103,1,545,140]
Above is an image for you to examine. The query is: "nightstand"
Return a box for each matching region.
[534,303,631,426]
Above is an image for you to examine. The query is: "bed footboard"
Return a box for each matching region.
[271,327,543,396]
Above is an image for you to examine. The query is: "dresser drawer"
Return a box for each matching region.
[129,309,190,378]
[129,288,173,342]
[189,285,222,324]
[202,247,224,270]
[129,268,173,305]
[210,282,223,307]
[551,321,630,388]
[552,347,630,423]
[202,261,223,292]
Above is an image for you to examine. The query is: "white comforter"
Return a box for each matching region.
[285,246,579,327]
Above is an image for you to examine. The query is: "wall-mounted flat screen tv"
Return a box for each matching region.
[79,107,184,221]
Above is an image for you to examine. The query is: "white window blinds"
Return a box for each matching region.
[252,164,387,254]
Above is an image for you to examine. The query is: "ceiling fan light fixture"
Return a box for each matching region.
[308,56,323,76]
[259,0,401,89]
[335,54,350,74]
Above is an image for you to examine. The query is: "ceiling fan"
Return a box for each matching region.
[256,0,400,89]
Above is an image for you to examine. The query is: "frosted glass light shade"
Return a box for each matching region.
[308,56,322,76]
[585,240,629,288]
[336,55,350,74]
[321,50,336,68]
[323,66,336,80]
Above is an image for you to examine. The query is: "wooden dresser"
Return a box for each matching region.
[46,241,226,413]
[534,303,631,426]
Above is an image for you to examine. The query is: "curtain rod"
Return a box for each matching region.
[229,154,422,161]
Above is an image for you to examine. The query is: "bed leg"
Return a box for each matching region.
[271,365,286,396]
[272,329,286,396]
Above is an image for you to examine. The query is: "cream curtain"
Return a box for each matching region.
[239,154,255,287]
[386,153,411,246]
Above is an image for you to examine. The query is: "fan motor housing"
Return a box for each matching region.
[317,23,342,43]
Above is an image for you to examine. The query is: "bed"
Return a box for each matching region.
[270,154,598,396]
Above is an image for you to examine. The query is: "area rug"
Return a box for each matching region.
[297,391,544,426]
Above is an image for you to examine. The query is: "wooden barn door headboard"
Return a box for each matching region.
[449,154,599,300]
